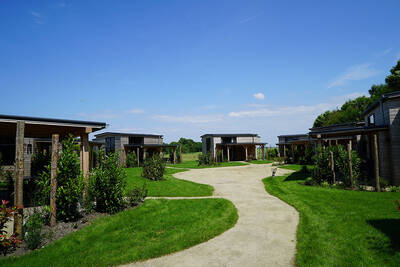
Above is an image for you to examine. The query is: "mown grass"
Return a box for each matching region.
[248,160,273,164]
[263,170,400,266]
[125,167,213,197]
[181,152,201,161]
[168,160,249,169]
[3,199,238,267]
[278,164,313,172]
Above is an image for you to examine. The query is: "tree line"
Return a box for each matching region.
[313,60,400,128]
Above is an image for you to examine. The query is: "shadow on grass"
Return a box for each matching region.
[367,219,400,254]
[284,171,310,181]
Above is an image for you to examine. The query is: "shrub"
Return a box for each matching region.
[90,151,127,214]
[126,151,137,168]
[31,151,50,178]
[126,184,148,207]
[198,152,216,166]
[388,186,400,192]
[321,181,330,188]
[312,147,333,185]
[35,135,84,221]
[142,155,165,181]
[334,146,361,187]
[304,177,314,186]
[24,211,44,250]
[0,200,22,255]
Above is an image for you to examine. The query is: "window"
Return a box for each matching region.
[27,144,32,154]
[368,114,375,126]
[129,136,143,145]
[105,137,115,154]
[221,137,237,144]
[206,138,211,152]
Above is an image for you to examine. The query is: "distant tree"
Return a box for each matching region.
[168,138,202,153]
[385,59,400,92]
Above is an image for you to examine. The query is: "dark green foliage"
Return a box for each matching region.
[141,155,165,181]
[334,146,361,187]
[24,211,44,250]
[126,151,137,168]
[126,183,148,207]
[299,146,314,165]
[31,151,51,178]
[35,135,84,221]
[169,138,202,153]
[90,151,127,214]
[385,59,400,92]
[198,152,216,166]
[311,147,333,184]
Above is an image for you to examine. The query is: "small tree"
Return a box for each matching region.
[35,135,84,221]
[126,151,137,168]
[334,145,360,187]
[311,146,333,185]
[198,152,216,166]
[142,155,165,181]
[90,151,127,214]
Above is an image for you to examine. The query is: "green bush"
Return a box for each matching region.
[379,177,389,189]
[126,184,148,207]
[126,151,137,168]
[90,151,127,214]
[304,177,315,186]
[312,147,333,185]
[24,211,44,250]
[31,151,50,178]
[142,155,165,181]
[198,152,216,166]
[387,186,400,192]
[334,146,361,187]
[35,135,84,221]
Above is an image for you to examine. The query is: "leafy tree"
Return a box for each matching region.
[386,59,400,92]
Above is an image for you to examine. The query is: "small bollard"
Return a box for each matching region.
[272,167,277,177]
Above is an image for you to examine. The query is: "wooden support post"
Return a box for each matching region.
[262,145,265,160]
[50,134,59,227]
[227,146,230,162]
[291,145,295,161]
[245,146,248,161]
[373,133,381,192]
[179,146,182,163]
[221,148,224,162]
[254,145,258,160]
[13,121,24,237]
[81,133,90,200]
[347,141,354,188]
[89,145,94,171]
[159,149,162,158]
[283,145,286,158]
[136,147,140,166]
[143,148,147,161]
[173,147,177,164]
[330,151,336,184]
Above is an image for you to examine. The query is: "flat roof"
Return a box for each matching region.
[277,134,309,138]
[95,132,163,138]
[0,114,106,128]
[362,90,400,116]
[201,133,259,138]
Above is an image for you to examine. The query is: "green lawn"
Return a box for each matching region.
[263,170,400,266]
[3,199,238,267]
[248,159,273,164]
[168,160,249,169]
[125,167,213,197]
[278,164,313,171]
[181,152,201,161]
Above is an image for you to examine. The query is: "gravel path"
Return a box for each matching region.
[124,164,299,267]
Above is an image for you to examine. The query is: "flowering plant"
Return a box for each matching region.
[0,200,23,256]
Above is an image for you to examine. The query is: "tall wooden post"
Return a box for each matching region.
[283,145,286,158]
[50,134,59,227]
[173,147,177,164]
[81,133,90,201]
[179,146,182,163]
[291,145,295,161]
[330,151,336,184]
[221,148,224,162]
[89,144,94,171]
[262,145,265,160]
[373,133,381,192]
[254,145,258,160]
[143,148,147,161]
[245,146,248,161]
[136,147,140,166]
[347,141,354,188]
[227,146,230,162]
[13,121,25,236]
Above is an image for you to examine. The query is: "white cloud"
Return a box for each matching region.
[253,93,265,100]
[30,11,44,24]
[153,114,224,124]
[126,109,144,114]
[327,63,380,88]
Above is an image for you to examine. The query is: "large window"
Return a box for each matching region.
[221,137,236,144]
[129,136,143,145]
[105,137,115,154]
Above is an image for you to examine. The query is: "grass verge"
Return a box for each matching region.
[3,199,238,267]
[263,170,400,266]
[125,167,213,197]
[248,160,273,164]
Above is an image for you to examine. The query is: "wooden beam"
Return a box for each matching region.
[13,121,24,237]
[81,134,89,200]
[173,147,177,164]
[245,146,248,161]
[221,148,224,162]
[291,145,295,161]
[143,148,147,161]
[179,146,182,163]
[330,151,336,184]
[136,147,140,166]
[50,134,59,227]
[373,133,381,192]
[262,145,265,160]
[227,146,230,162]
[347,140,354,188]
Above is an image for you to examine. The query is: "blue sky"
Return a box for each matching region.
[1,1,400,144]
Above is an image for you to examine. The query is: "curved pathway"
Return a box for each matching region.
[124,164,299,267]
